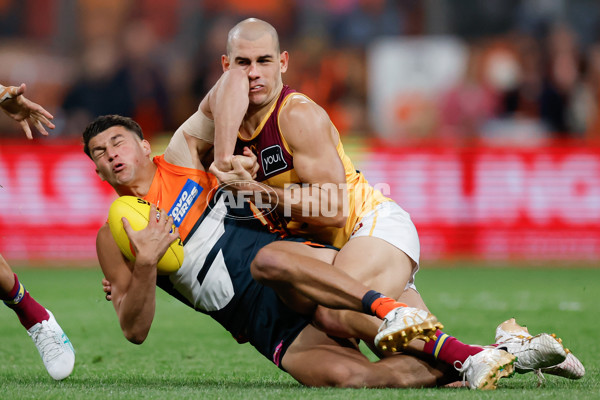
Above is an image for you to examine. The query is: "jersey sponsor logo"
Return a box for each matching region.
[168,179,203,227]
[260,145,288,177]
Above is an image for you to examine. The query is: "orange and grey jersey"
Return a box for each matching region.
[145,155,218,242]
[143,156,311,366]
[234,85,391,248]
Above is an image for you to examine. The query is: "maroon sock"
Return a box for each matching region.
[2,274,49,330]
[423,330,484,365]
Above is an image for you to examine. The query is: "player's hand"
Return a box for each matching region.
[209,155,259,190]
[102,278,113,301]
[0,83,55,139]
[121,204,180,267]
[239,147,259,179]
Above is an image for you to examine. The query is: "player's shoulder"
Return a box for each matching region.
[279,93,328,125]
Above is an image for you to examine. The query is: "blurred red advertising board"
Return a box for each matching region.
[1,141,599,262]
[0,143,116,263]
[358,143,600,261]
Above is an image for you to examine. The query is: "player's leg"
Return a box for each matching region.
[252,240,424,341]
[250,241,336,315]
[251,241,369,312]
[251,227,513,388]
[281,323,459,388]
[328,237,520,389]
[0,254,75,380]
[252,238,443,347]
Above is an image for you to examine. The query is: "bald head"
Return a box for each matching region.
[227,18,280,56]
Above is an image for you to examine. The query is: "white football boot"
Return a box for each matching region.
[495,318,584,380]
[539,352,585,380]
[374,306,443,352]
[28,310,75,380]
[454,348,516,390]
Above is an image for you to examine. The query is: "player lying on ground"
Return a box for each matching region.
[158,17,583,387]
[0,83,75,380]
[88,115,580,389]
[85,115,463,388]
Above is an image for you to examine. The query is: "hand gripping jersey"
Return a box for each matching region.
[234,85,391,248]
[145,155,311,367]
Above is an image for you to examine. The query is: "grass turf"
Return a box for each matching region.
[0,266,598,399]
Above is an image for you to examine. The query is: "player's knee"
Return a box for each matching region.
[251,246,290,283]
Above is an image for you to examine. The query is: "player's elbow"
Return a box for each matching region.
[124,329,148,345]
[122,323,150,345]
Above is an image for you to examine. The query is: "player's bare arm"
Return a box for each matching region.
[96,205,179,344]
[164,70,258,174]
[278,95,347,227]
[209,95,347,227]
[0,83,55,139]
[204,69,249,170]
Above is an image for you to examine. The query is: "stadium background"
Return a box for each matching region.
[1,0,599,265]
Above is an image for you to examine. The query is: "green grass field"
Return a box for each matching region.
[0,266,598,399]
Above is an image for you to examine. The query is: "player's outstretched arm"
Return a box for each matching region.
[0,83,55,139]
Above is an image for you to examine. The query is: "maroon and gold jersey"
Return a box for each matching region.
[234,86,391,248]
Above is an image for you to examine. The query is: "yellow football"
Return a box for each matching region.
[107,196,184,274]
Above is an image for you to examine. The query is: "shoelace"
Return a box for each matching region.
[377,308,400,332]
[453,359,470,387]
[30,322,63,362]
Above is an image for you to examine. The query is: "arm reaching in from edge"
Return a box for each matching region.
[0,83,55,139]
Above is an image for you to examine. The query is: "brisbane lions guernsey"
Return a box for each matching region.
[234,85,391,248]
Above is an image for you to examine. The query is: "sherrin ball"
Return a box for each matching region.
[107,196,184,274]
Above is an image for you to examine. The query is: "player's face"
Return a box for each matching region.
[224,34,288,108]
[88,126,151,188]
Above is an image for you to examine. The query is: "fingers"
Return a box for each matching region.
[16,83,26,96]
[121,216,133,237]
[34,119,49,136]
[243,147,255,159]
[102,277,112,301]
[231,155,245,172]
[169,225,180,242]
[20,120,33,140]
[102,277,111,288]
[29,101,54,121]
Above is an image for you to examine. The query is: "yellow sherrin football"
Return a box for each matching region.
[107,196,184,274]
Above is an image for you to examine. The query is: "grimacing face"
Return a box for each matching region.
[223,32,288,109]
[88,126,151,188]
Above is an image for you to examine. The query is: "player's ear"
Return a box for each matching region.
[95,168,106,182]
[222,54,230,71]
[141,139,152,156]
[280,51,289,73]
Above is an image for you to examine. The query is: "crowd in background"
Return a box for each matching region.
[1,0,600,143]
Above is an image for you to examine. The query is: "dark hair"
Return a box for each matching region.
[82,115,144,158]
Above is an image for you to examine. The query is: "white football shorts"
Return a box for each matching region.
[350,201,420,291]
